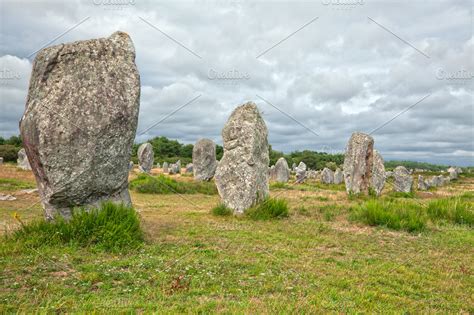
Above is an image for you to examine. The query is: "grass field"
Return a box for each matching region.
[1,164,473,313]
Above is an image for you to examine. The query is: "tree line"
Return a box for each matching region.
[0,135,469,172]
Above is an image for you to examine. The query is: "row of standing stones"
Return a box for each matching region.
[16,32,461,220]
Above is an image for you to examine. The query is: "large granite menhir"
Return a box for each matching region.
[214,102,269,214]
[343,132,374,195]
[20,31,140,220]
[193,138,217,181]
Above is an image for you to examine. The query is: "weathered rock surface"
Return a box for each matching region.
[176,160,181,173]
[162,162,169,173]
[0,194,16,201]
[273,157,290,183]
[386,171,393,178]
[447,167,458,180]
[417,175,430,190]
[214,102,269,214]
[138,143,154,173]
[19,31,140,220]
[370,150,386,196]
[185,163,193,173]
[343,132,374,194]
[129,161,134,170]
[334,168,343,184]
[429,175,442,187]
[17,148,32,170]
[393,166,413,193]
[192,138,217,181]
[321,167,334,184]
[295,162,307,183]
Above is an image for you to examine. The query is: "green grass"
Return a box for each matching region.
[130,174,217,195]
[7,202,144,252]
[0,178,35,191]
[387,191,416,199]
[350,199,427,233]
[427,197,474,226]
[246,198,289,220]
[211,203,232,216]
[270,181,345,192]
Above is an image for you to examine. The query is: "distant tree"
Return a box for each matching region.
[5,135,22,146]
[216,144,223,160]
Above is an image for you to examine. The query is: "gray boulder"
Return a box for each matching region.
[19,31,140,220]
[156,162,161,168]
[295,161,307,183]
[385,171,393,178]
[343,132,374,194]
[429,175,442,187]
[138,143,154,173]
[214,102,269,214]
[370,150,386,196]
[393,166,413,193]
[417,175,430,191]
[321,167,334,184]
[333,168,343,184]
[176,160,181,173]
[17,148,32,170]
[192,138,217,181]
[162,162,169,173]
[129,161,134,170]
[273,157,290,183]
[447,167,458,180]
[185,163,193,173]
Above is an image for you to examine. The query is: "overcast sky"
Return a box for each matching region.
[0,0,473,166]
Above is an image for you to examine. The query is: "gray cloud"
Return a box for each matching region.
[0,0,472,166]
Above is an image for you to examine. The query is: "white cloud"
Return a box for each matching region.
[0,0,472,166]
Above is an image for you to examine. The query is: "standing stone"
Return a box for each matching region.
[292,162,297,172]
[268,165,275,179]
[307,170,317,180]
[0,157,3,165]
[156,162,161,169]
[343,132,374,195]
[169,163,178,175]
[370,150,386,196]
[334,168,343,184]
[19,31,140,220]
[185,163,193,173]
[137,143,154,173]
[417,175,430,191]
[162,162,169,173]
[129,161,134,170]
[295,161,307,183]
[17,148,32,170]
[447,167,458,180]
[192,138,217,181]
[176,160,181,173]
[321,167,334,184]
[429,175,442,187]
[385,171,393,178]
[393,166,413,193]
[214,102,269,214]
[273,157,290,183]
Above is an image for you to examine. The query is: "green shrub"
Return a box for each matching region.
[130,174,217,195]
[246,198,289,220]
[350,200,426,232]
[10,202,144,252]
[211,204,233,216]
[0,145,20,162]
[427,197,474,226]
